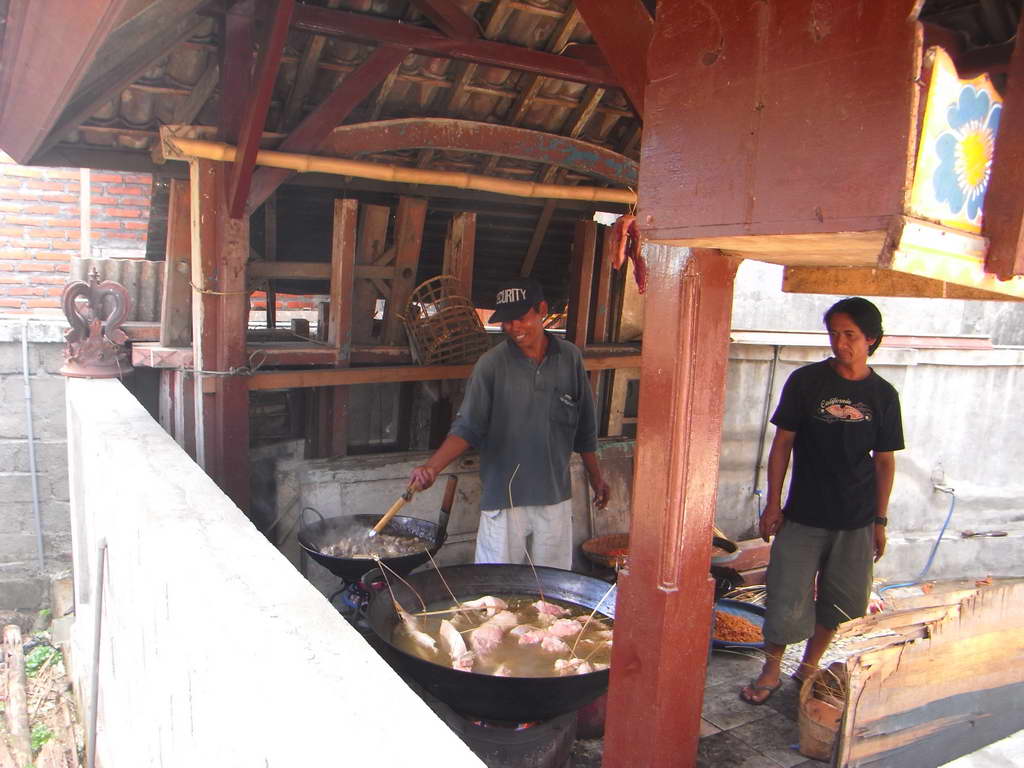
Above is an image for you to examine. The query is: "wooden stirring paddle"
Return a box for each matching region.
[369,483,417,537]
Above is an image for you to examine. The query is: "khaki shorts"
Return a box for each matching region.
[763,519,873,645]
[474,499,573,570]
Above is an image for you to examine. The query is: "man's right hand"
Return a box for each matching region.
[759,501,784,542]
[410,465,438,491]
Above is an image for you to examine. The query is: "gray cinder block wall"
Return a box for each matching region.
[0,317,70,609]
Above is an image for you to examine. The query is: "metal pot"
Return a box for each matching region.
[365,564,616,721]
[297,476,456,583]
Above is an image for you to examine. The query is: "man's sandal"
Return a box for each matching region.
[739,680,782,706]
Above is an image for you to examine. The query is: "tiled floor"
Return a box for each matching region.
[571,649,827,767]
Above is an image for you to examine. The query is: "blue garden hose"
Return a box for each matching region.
[877,486,956,595]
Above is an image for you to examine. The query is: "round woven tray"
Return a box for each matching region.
[581,533,629,570]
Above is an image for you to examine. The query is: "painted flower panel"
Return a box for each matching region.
[932,85,1002,224]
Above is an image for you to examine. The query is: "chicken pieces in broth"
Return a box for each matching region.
[392,594,613,678]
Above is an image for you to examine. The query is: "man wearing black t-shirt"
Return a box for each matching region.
[740,297,904,706]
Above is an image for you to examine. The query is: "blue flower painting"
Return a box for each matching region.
[932,85,1002,223]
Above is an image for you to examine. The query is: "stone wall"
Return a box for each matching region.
[0,318,70,609]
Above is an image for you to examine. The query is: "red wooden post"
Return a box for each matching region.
[983,12,1024,279]
[603,247,741,768]
[189,159,251,510]
[566,220,597,346]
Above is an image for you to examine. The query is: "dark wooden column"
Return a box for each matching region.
[983,12,1024,279]
[567,220,597,346]
[443,211,476,299]
[325,199,358,456]
[603,246,741,768]
[189,158,251,510]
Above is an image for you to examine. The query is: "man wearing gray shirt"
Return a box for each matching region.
[410,277,610,569]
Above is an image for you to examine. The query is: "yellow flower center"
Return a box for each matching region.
[957,129,992,190]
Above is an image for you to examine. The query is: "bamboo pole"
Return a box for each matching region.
[159,130,637,205]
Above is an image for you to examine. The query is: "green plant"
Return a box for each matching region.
[30,722,52,752]
[24,645,61,677]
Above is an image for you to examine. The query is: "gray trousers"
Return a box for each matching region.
[762,519,874,646]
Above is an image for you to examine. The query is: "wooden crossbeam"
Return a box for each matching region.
[227,0,295,218]
[246,45,410,213]
[246,352,642,391]
[520,199,556,277]
[248,262,398,280]
[319,118,637,186]
[291,4,619,88]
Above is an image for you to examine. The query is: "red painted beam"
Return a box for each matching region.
[316,118,639,186]
[983,18,1024,279]
[409,0,479,40]
[246,45,410,213]
[603,247,740,768]
[573,0,652,114]
[291,4,620,88]
[219,0,255,142]
[0,0,131,162]
[227,0,295,219]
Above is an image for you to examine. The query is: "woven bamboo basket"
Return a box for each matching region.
[402,275,491,365]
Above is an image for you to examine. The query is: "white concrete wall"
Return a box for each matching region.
[66,378,482,768]
[718,342,1024,581]
[0,317,71,609]
[732,260,1024,346]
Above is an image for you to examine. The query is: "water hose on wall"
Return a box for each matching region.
[752,345,781,529]
[877,485,957,595]
[21,319,45,569]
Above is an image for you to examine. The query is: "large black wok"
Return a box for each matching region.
[366,564,616,721]
[298,476,456,583]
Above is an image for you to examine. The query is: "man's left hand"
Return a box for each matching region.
[873,524,887,562]
[589,475,610,509]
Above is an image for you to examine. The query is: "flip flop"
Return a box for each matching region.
[739,679,782,705]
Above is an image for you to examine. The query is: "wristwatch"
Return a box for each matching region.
[874,516,888,527]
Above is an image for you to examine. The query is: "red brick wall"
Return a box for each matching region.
[0,160,151,314]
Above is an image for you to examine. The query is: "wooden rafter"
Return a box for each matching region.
[172,61,220,125]
[246,45,410,213]
[291,4,619,87]
[0,0,132,162]
[37,0,209,158]
[277,0,343,132]
[409,0,480,40]
[479,6,579,177]
[219,0,255,141]
[573,0,652,114]
[227,0,295,218]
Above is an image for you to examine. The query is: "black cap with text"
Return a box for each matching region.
[488,277,545,323]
